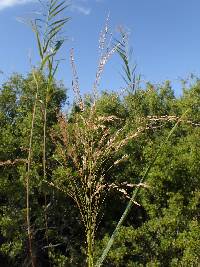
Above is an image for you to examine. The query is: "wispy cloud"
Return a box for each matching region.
[0,0,35,11]
[70,4,91,15]
[70,0,91,15]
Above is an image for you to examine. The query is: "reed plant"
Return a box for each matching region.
[51,103,152,266]
[25,1,69,266]
[49,16,189,267]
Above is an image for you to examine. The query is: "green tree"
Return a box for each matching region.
[95,81,200,266]
[0,72,67,266]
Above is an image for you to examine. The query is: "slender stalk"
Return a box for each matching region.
[43,105,47,181]
[26,70,39,267]
[43,63,54,261]
[43,101,49,247]
[86,195,95,267]
[87,230,94,267]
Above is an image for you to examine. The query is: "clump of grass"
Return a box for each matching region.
[52,104,190,267]
[50,105,152,266]
[47,13,193,267]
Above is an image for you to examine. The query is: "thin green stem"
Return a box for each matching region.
[43,95,50,261]
[87,218,94,267]
[26,70,39,267]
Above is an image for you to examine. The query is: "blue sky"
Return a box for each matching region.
[1,0,200,98]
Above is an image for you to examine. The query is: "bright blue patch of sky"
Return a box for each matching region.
[0,0,200,98]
